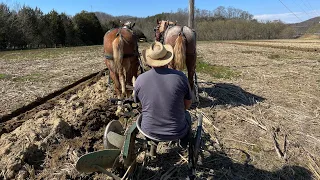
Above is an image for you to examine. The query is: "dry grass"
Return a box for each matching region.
[217,39,320,52]
[192,40,320,179]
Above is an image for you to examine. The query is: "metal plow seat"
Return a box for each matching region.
[136,114,167,142]
[136,114,187,156]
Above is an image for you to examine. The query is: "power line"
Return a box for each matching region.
[300,0,320,17]
[292,0,312,18]
[278,0,303,21]
[305,0,320,16]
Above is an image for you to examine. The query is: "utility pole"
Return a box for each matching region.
[188,0,195,29]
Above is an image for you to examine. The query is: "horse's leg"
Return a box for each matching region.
[109,70,121,98]
[110,70,123,116]
[126,57,139,97]
[123,59,131,98]
[116,68,125,116]
[118,68,126,98]
[105,59,112,85]
[186,54,198,103]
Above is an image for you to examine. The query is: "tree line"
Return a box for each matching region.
[0,3,296,50]
[0,3,105,49]
[133,6,295,41]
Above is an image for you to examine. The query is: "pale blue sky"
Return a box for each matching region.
[2,0,320,23]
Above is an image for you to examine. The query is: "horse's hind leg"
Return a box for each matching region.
[115,70,125,116]
[186,54,198,103]
[104,59,113,85]
[109,70,121,98]
[126,57,139,98]
[118,68,126,98]
[109,70,124,116]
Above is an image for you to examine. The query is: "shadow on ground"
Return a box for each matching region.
[197,151,312,180]
[196,82,266,109]
[132,140,312,180]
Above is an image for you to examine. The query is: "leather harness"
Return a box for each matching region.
[104,27,145,73]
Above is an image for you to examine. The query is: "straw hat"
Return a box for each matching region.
[142,41,174,67]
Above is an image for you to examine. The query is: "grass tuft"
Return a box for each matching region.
[196,56,239,79]
[0,73,13,80]
[13,73,42,82]
[0,74,7,79]
[241,50,255,54]
[268,54,280,59]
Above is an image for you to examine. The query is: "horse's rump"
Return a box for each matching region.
[103,28,138,70]
[164,26,196,54]
[163,26,196,70]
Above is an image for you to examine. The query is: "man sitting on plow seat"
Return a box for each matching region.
[134,41,192,151]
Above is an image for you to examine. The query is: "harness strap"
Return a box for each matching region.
[105,27,146,73]
[179,26,188,41]
[105,54,114,60]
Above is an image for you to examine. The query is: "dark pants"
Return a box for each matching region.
[179,111,192,148]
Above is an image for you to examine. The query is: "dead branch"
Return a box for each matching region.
[272,131,283,159]
[271,131,288,161]
[176,152,188,164]
[283,134,287,160]
[202,125,222,149]
[243,117,268,131]
[201,112,221,132]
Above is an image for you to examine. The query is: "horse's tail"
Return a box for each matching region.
[112,34,124,73]
[173,34,186,70]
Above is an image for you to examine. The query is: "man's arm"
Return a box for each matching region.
[133,77,140,103]
[184,76,192,110]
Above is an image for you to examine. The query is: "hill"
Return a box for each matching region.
[290,16,320,35]
[94,12,140,24]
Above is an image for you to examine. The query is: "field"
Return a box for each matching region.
[0,40,319,179]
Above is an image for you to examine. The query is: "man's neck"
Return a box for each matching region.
[153,65,168,69]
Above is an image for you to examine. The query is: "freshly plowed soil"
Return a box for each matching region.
[0,75,119,179]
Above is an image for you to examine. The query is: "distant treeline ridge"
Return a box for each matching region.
[0,4,296,50]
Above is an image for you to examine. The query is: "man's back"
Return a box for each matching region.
[134,67,191,140]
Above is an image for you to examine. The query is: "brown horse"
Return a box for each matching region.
[103,23,140,113]
[155,19,198,103]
